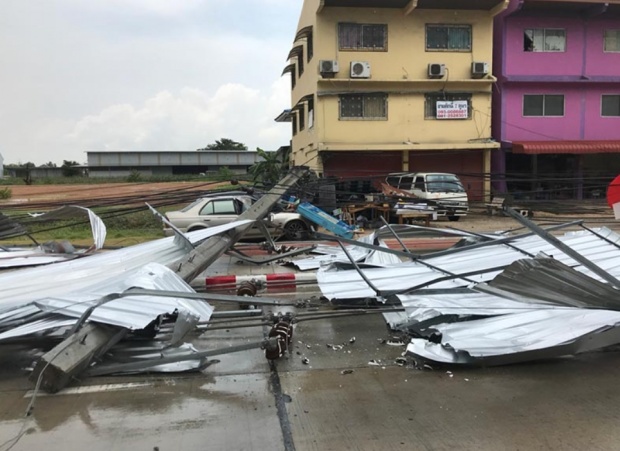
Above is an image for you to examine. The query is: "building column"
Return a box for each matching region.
[401,150,409,172]
[483,148,492,202]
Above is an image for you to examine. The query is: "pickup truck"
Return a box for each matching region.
[383,172,469,221]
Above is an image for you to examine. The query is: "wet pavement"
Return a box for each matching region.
[3,229,620,450]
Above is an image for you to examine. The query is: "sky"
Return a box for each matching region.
[0,0,302,165]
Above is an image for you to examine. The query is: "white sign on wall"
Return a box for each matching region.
[436,100,469,119]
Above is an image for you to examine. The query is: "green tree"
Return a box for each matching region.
[61,160,81,177]
[249,148,283,187]
[198,138,248,151]
[41,161,57,168]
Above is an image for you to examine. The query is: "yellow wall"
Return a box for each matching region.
[288,2,498,175]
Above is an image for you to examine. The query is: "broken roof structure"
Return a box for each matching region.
[314,210,620,366]
[0,167,311,391]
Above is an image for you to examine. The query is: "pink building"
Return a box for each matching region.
[492,0,620,200]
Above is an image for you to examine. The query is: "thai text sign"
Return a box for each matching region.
[436,100,468,119]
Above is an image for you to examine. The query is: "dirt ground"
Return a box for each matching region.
[2,182,618,235]
[1,182,220,205]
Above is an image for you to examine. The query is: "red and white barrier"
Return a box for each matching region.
[193,272,317,289]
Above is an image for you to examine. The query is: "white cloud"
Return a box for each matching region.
[0,0,301,165]
[65,79,291,155]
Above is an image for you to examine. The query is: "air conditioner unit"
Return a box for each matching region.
[319,60,339,76]
[471,61,489,78]
[350,61,371,78]
[428,63,445,79]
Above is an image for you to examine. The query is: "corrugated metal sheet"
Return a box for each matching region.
[291,230,401,270]
[317,227,620,300]
[0,219,253,309]
[407,308,620,364]
[33,263,213,330]
[482,257,620,310]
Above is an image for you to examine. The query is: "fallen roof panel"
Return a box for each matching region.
[317,227,620,300]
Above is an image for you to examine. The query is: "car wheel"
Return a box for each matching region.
[447,216,460,222]
[283,220,307,240]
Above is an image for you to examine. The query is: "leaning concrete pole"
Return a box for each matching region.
[173,166,310,283]
[31,167,308,393]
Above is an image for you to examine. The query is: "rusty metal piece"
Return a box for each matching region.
[265,320,294,360]
[237,281,258,297]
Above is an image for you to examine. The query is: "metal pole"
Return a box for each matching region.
[505,207,620,289]
[85,338,278,377]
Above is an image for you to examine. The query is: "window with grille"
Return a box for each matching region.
[524,29,566,52]
[338,23,387,51]
[602,95,620,117]
[523,95,564,116]
[424,93,472,119]
[339,93,387,120]
[604,30,620,52]
[426,25,471,51]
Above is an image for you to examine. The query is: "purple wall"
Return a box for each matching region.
[586,19,620,76]
[493,3,620,143]
[501,85,620,142]
[504,17,584,77]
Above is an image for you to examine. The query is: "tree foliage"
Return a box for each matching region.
[41,161,57,168]
[198,138,248,151]
[61,160,81,177]
[249,148,283,187]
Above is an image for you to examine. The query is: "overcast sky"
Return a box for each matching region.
[0,0,302,165]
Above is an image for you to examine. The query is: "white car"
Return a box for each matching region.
[164,194,313,240]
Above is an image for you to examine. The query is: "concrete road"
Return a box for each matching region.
[3,212,620,451]
[2,293,620,451]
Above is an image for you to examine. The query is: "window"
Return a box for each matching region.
[307,32,314,61]
[292,112,297,136]
[523,95,564,116]
[424,93,472,119]
[524,29,566,52]
[308,96,314,128]
[413,177,425,191]
[298,50,304,76]
[298,106,305,131]
[602,95,620,117]
[604,30,620,52]
[338,23,387,51]
[339,93,387,119]
[200,199,237,216]
[426,25,471,51]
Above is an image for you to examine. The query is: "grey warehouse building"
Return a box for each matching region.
[86,151,265,178]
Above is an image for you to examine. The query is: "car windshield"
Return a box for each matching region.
[426,174,465,193]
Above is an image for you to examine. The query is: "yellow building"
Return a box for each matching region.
[280,0,508,201]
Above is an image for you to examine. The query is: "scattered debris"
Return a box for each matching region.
[341,369,354,375]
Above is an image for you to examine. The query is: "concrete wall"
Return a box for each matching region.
[494,3,620,142]
[289,0,500,178]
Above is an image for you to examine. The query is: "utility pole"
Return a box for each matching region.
[31,167,309,392]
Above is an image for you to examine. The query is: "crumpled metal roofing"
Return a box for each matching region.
[0,219,253,309]
[0,221,252,340]
[291,228,402,270]
[407,308,620,365]
[392,255,620,365]
[0,207,106,269]
[0,263,213,340]
[316,227,620,300]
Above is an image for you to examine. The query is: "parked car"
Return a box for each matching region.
[163,194,313,240]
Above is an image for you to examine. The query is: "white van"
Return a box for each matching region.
[384,172,469,221]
